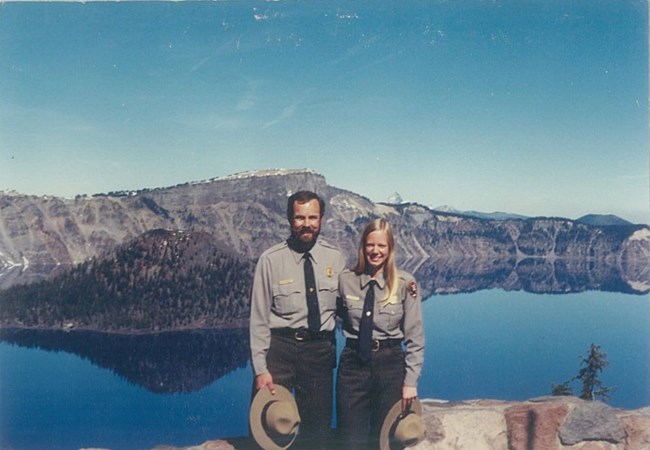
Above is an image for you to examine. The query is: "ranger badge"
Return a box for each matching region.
[326,267,334,278]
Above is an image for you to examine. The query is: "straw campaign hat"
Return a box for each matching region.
[249,385,301,450]
[379,399,425,450]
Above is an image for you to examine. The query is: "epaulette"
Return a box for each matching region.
[262,241,289,256]
[317,238,339,251]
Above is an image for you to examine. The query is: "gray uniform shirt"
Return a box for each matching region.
[250,238,347,376]
[339,268,425,387]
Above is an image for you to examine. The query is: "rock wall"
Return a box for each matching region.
[415,397,649,450]
[137,397,650,450]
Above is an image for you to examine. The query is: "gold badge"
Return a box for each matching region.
[407,281,418,298]
[325,267,334,278]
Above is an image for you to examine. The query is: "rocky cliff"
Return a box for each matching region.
[1,169,648,294]
[131,396,650,450]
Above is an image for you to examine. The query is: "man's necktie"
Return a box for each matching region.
[358,280,376,362]
[303,252,320,334]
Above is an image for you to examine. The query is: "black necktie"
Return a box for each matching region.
[303,252,320,333]
[358,280,376,362]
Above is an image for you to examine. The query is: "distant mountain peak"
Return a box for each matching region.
[432,205,528,221]
[576,214,632,226]
[433,205,461,214]
[387,192,404,204]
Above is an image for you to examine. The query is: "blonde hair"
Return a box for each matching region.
[352,218,399,301]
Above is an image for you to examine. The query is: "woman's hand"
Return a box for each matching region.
[255,372,276,395]
[402,385,418,411]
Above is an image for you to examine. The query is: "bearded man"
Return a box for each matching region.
[249,190,346,449]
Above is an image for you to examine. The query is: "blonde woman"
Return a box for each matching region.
[336,218,425,449]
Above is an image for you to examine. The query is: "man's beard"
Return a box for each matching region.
[288,228,320,253]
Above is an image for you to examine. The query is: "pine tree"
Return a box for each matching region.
[551,343,615,402]
[577,343,614,401]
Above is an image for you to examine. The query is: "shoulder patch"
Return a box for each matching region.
[407,280,418,298]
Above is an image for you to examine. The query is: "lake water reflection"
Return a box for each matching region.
[1,276,649,450]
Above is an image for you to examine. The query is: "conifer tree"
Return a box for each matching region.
[550,380,573,397]
[551,343,615,402]
[577,343,613,401]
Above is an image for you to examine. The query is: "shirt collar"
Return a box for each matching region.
[288,239,321,265]
[360,270,386,290]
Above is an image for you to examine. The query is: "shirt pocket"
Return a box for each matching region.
[271,283,303,317]
[317,277,338,310]
[342,294,363,311]
[378,302,402,331]
[341,294,363,326]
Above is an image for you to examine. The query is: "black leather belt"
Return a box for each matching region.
[346,338,402,352]
[271,327,333,342]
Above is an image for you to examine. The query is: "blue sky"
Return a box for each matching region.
[1,0,648,224]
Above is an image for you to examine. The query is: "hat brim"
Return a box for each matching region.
[250,385,300,450]
[379,399,423,450]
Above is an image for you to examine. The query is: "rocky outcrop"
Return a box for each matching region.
[418,397,649,450]
[143,397,650,450]
[1,169,648,294]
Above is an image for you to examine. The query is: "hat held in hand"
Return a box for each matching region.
[380,399,425,450]
[250,385,301,450]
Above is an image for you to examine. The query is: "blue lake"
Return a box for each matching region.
[1,289,649,450]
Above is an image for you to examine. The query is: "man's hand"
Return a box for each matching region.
[255,372,276,395]
[402,385,418,411]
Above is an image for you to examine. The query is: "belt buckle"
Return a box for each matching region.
[294,329,307,341]
[372,339,380,352]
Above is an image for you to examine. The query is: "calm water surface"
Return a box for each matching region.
[1,289,648,450]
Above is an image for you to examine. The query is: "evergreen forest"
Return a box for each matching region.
[0,229,255,332]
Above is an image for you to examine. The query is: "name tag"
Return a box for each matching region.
[345,294,361,301]
[278,279,294,285]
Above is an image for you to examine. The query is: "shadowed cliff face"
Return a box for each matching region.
[1,170,648,294]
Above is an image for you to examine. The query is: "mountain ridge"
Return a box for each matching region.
[4,168,638,227]
[1,169,648,296]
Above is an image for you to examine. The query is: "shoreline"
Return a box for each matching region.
[0,321,249,336]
